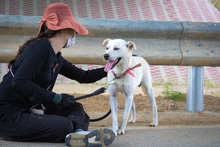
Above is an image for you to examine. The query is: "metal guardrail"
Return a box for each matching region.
[0,15,219,66]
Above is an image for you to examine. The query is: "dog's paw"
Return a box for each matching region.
[114,131,118,137]
[117,130,125,135]
[128,119,136,123]
[149,122,158,127]
[112,130,118,136]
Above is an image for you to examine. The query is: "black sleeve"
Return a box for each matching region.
[59,57,107,83]
[12,41,56,103]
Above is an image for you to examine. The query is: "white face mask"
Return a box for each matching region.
[64,31,76,48]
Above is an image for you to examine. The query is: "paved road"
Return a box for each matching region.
[0,125,219,147]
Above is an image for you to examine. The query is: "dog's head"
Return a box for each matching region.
[102,38,137,72]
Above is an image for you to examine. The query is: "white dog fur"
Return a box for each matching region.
[102,38,158,136]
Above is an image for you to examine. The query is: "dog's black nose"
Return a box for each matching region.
[104,54,109,60]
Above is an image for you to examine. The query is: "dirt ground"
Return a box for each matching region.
[53,83,220,128]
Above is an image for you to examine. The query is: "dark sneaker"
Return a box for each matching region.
[65,128,115,147]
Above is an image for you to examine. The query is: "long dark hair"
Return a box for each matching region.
[8,23,60,68]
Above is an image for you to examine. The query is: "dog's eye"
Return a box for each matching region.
[114,47,119,50]
[106,47,109,50]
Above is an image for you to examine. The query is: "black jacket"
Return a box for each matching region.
[0,39,107,113]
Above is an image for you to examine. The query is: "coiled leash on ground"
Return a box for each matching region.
[70,79,116,122]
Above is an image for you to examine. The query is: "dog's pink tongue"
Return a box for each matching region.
[104,61,114,72]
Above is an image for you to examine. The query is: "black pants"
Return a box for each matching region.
[0,102,90,142]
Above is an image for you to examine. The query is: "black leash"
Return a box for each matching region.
[73,87,106,101]
[70,79,116,122]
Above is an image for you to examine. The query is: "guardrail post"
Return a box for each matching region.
[186,66,204,112]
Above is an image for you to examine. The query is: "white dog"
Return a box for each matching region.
[102,38,158,136]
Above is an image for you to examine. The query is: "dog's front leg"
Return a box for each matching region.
[109,85,119,136]
[118,95,133,135]
[128,100,136,123]
[110,95,118,136]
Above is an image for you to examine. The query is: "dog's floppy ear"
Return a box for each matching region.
[126,41,137,51]
[102,38,111,47]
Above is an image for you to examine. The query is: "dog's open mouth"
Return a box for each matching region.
[104,58,121,72]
